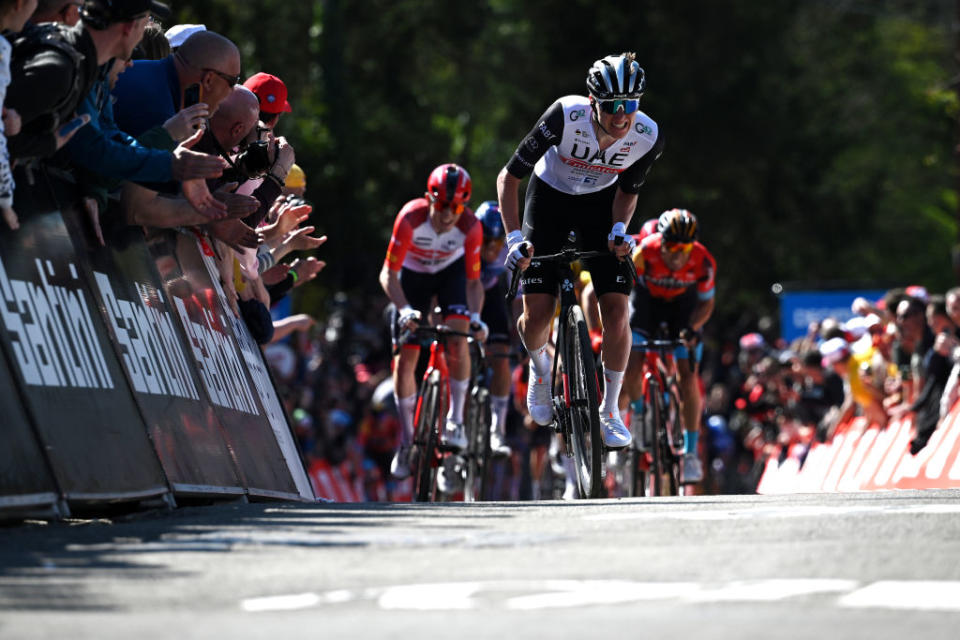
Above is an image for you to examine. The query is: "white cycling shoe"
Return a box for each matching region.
[681,452,704,484]
[599,412,632,449]
[440,419,468,451]
[390,444,412,479]
[527,369,554,426]
[490,413,511,457]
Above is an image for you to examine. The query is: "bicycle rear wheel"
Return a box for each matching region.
[413,371,441,502]
[665,386,683,495]
[564,306,603,499]
[647,378,666,497]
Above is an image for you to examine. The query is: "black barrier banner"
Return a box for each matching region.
[59,205,246,498]
[195,244,315,500]
[0,204,169,503]
[0,347,58,511]
[148,229,311,500]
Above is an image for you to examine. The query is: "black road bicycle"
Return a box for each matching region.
[507,231,637,499]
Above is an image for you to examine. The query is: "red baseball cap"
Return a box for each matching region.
[243,72,292,114]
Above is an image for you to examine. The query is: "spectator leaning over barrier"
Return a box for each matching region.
[113,29,240,138]
[30,0,81,25]
[60,0,232,230]
[900,294,957,454]
[889,296,934,409]
[196,84,296,228]
[0,0,37,231]
[938,287,960,422]
[5,5,99,162]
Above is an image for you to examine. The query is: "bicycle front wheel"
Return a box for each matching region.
[463,386,491,502]
[564,306,604,499]
[413,371,441,502]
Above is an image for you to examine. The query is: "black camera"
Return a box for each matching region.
[234,139,274,180]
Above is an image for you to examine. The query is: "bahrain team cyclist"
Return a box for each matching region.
[496,51,665,448]
[621,208,716,483]
[380,164,488,479]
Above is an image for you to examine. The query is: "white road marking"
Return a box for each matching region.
[243,579,938,613]
[838,581,960,611]
[242,589,353,612]
[685,579,857,603]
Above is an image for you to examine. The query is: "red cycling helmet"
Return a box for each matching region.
[426,163,472,208]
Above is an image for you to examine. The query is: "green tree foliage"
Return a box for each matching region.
[167,0,956,335]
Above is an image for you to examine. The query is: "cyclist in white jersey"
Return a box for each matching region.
[496,52,664,449]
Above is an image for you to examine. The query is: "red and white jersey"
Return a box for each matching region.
[632,232,716,301]
[384,197,482,278]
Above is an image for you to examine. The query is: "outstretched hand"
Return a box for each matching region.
[208,218,258,252]
[289,257,325,286]
[172,128,227,181]
[213,183,259,219]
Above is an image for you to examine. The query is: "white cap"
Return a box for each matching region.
[820,337,850,367]
[165,24,206,49]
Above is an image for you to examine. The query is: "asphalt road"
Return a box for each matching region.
[2,490,960,639]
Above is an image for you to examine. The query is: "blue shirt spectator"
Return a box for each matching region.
[111,56,180,138]
[62,69,174,183]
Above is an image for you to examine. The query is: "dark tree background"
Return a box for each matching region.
[166,0,958,341]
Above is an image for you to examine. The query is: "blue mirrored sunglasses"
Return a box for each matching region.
[598,99,639,115]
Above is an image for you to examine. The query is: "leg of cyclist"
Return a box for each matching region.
[518,292,559,426]
[584,236,634,449]
[622,286,655,442]
[390,331,421,479]
[489,342,513,456]
[677,350,704,483]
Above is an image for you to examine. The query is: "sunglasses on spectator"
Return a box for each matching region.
[204,68,242,87]
[177,52,241,88]
[598,99,640,115]
[664,241,693,254]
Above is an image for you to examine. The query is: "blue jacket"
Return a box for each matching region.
[62,68,173,182]
[112,56,180,138]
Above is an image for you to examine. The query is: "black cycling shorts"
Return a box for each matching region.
[481,277,511,344]
[391,258,469,347]
[519,174,632,298]
[630,285,697,339]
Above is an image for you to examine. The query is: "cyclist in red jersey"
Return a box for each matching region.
[380,164,487,479]
[621,208,716,483]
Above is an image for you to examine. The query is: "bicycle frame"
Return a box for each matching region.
[413,336,450,445]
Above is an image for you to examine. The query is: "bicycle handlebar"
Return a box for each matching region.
[505,242,640,302]
[394,323,477,356]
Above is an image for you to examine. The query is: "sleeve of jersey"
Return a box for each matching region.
[504,100,566,178]
[384,213,411,272]
[617,130,666,194]
[697,248,717,300]
[464,220,483,280]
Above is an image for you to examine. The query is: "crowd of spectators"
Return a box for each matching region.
[1,1,326,351]
[698,285,960,494]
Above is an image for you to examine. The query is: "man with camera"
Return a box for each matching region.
[192,85,296,230]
